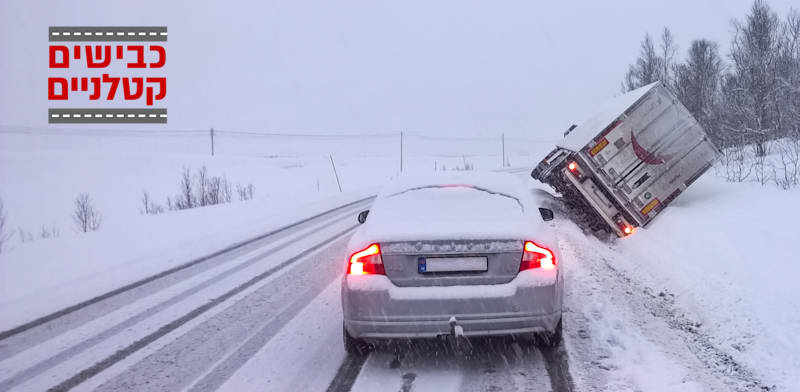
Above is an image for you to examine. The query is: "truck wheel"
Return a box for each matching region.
[343,323,372,356]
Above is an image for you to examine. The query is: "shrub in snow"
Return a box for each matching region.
[165,166,239,212]
[39,225,59,240]
[719,146,754,183]
[715,137,800,189]
[236,183,255,201]
[774,138,800,189]
[0,197,10,252]
[173,167,195,210]
[72,193,102,232]
[17,228,33,243]
[752,152,772,185]
[205,174,232,205]
[140,191,165,215]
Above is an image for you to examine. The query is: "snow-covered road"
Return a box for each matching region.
[0,170,784,392]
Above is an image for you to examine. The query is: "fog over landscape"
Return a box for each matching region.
[1,0,797,136]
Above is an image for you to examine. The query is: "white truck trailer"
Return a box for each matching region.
[531,82,720,237]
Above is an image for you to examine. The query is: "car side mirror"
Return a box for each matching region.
[538,207,554,222]
[357,210,369,224]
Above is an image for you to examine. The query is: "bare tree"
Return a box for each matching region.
[674,39,725,144]
[39,225,59,240]
[723,0,782,155]
[774,137,800,189]
[17,227,33,243]
[141,191,164,215]
[623,33,665,92]
[196,166,209,207]
[237,183,256,201]
[221,176,232,203]
[141,191,153,214]
[776,10,800,139]
[660,27,679,90]
[720,145,754,182]
[72,193,102,232]
[0,197,10,252]
[173,168,194,210]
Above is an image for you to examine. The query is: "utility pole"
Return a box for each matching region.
[210,127,215,156]
[330,155,342,192]
[501,133,505,167]
[400,131,404,172]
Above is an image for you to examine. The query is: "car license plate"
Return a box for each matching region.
[418,256,488,273]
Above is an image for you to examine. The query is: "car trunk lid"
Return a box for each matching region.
[380,240,523,287]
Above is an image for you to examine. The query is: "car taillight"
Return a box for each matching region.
[347,243,385,275]
[520,241,556,271]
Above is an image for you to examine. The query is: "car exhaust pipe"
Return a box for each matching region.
[449,316,464,337]
[447,316,472,356]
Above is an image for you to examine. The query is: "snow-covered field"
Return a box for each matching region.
[1,130,799,391]
[612,175,800,389]
[0,131,551,331]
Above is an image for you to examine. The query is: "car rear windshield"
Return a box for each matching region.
[378,185,524,221]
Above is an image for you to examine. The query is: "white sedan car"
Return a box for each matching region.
[341,172,563,355]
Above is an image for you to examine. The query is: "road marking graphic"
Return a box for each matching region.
[48,109,167,124]
[49,26,167,42]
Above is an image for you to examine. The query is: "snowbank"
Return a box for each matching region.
[611,174,800,389]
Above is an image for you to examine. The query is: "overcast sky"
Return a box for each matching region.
[0,0,796,138]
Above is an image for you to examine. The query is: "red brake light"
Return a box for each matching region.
[614,216,636,236]
[348,243,385,275]
[520,241,556,271]
[566,161,583,178]
[567,162,577,172]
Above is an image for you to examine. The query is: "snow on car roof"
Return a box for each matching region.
[376,171,533,207]
[349,172,554,245]
[557,82,659,151]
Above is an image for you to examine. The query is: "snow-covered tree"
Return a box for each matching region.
[722,0,782,155]
[623,33,664,92]
[776,10,800,138]
[660,28,679,90]
[674,39,724,144]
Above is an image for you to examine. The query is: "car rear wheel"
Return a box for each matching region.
[537,317,563,347]
[343,323,372,356]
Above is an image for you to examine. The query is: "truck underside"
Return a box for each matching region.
[532,151,636,237]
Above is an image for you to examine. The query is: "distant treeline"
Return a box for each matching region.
[622,0,800,156]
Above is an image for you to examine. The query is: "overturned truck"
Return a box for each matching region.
[532,82,720,237]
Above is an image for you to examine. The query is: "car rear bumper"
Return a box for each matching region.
[342,269,562,339]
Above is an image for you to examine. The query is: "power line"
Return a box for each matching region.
[0,125,556,143]
[215,130,399,138]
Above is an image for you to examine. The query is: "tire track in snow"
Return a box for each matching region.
[337,339,557,391]
[541,345,576,392]
[0,196,374,345]
[45,225,358,392]
[326,355,369,392]
[0,207,363,391]
[179,235,354,392]
[549,194,769,392]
